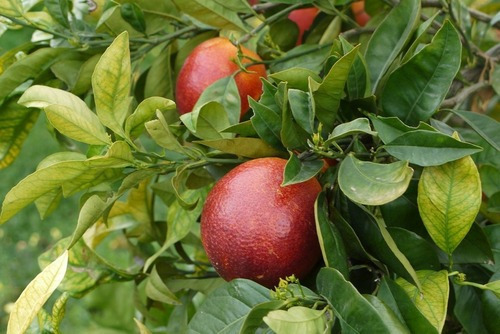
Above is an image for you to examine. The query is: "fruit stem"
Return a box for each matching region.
[237,2,303,44]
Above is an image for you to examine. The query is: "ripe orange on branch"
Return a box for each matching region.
[201,158,322,288]
[175,37,267,117]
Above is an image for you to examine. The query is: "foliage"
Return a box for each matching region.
[0,0,499,333]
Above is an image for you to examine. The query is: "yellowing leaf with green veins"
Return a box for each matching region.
[19,85,92,114]
[396,270,449,333]
[264,306,327,334]
[6,251,68,334]
[45,104,111,145]
[0,99,39,169]
[417,144,481,255]
[92,31,131,137]
[0,0,23,17]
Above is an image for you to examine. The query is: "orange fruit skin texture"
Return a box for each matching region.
[288,7,319,45]
[175,37,267,117]
[351,0,371,27]
[201,158,322,288]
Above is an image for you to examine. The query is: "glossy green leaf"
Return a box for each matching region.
[364,295,412,334]
[388,227,440,271]
[192,76,241,126]
[44,0,69,27]
[370,115,436,144]
[222,121,257,137]
[263,306,327,334]
[196,137,285,158]
[0,0,23,17]
[325,118,376,145]
[188,279,271,334]
[418,152,482,255]
[120,3,146,33]
[6,251,68,334]
[453,285,489,334]
[280,84,309,150]
[381,21,462,125]
[312,46,359,131]
[92,31,131,137]
[283,153,323,186]
[0,98,38,169]
[317,268,409,334]
[287,89,314,134]
[270,68,321,92]
[126,97,176,138]
[0,48,65,102]
[145,44,174,99]
[364,0,420,91]
[250,98,284,150]
[401,11,441,64]
[240,300,287,334]
[338,155,413,206]
[172,0,247,31]
[450,222,494,264]
[181,101,231,140]
[343,200,420,288]
[145,266,181,305]
[340,36,369,100]
[451,110,500,151]
[270,44,330,73]
[384,130,482,167]
[396,270,449,333]
[72,54,101,95]
[315,192,349,277]
[377,278,438,334]
[145,110,186,153]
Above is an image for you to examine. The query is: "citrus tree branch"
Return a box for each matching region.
[440,81,490,108]
[422,0,500,29]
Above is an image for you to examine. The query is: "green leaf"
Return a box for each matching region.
[270,68,322,92]
[270,44,330,73]
[45,104,112,145]
[453,285,489,334]
[450,222,494,264]
[377,278,438,334]
[0,98,38,169]
[92,31,131,137]
[338,155,413,206]
[167,277,225,295]
[315,192,349,278]
[44,0,69,27]
[181,101,231,140]
[0,48,65,102]
[288,89,314,134]
[342,200,421,288]
[381,21,462,125]
[222,121,257,137]
[280,85,309,150]
[388,227,441,271]
[120,3,146,33]
[312,46,359,131]
[364,0,420,92]
[145,266,181,305]
[6,251,68,334]
[263,306,327,334]
[324,118,376,145]
[72,54,101,95]
[0,0,23,17]
[240,300,287,334]
[370,115,436,144]
[172,0,247,31]
[126,97,176,138]
[192,76,241,126]
[196,137,285,158]
[384,130,482,167]
[145,110,186,153]
[341,37,370,100]
[317,268,410,334]
[250,98,284,150]
[145,45,174,99]
[451,110,500,151]
[188,279,271,334]
[417,152,482,255]
[282,153,323,186]
[480,165,500,198]
[396,270,449,333]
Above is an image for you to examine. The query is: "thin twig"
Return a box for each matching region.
[422,0,500,29]
[440,81,490,108]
